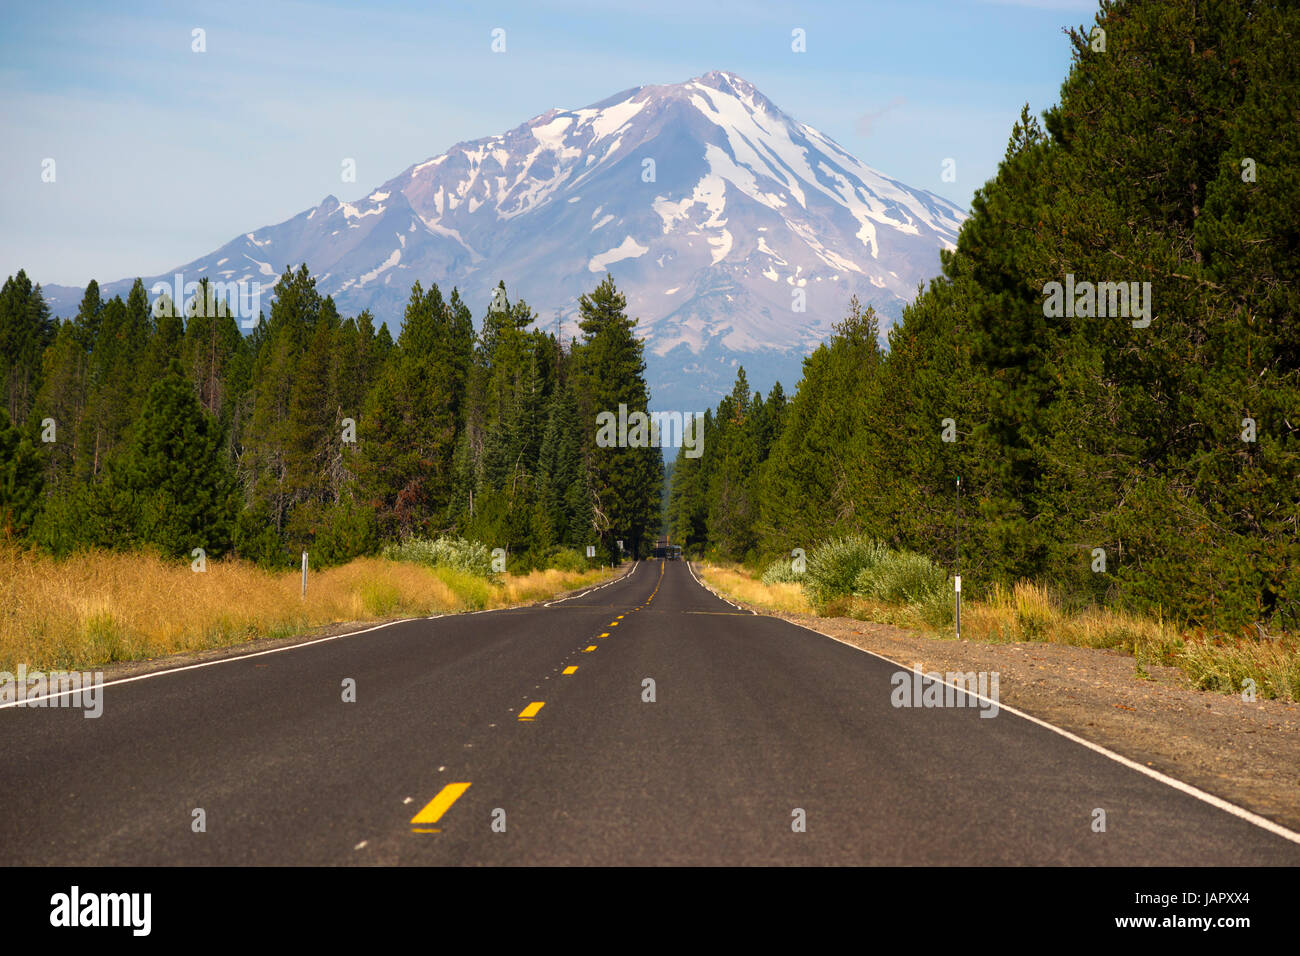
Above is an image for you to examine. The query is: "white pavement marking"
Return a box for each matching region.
[685,560,1300,847]
[687,561,753,613]
[3,564,641,708]
[0,617,423,709]
[790,619,1300,848]
[543,561,640,606]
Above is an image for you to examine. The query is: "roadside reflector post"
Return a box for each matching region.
[955,476,961,640]
[301,551,308,598]
[955,574,962,641]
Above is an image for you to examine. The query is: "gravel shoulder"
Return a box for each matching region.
[741,602,1300,836]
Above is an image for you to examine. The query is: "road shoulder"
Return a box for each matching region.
[727,598,1300,836]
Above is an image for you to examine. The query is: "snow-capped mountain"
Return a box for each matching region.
[42,71,966,411]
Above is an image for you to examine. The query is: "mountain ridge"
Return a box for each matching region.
[38,70,967,409]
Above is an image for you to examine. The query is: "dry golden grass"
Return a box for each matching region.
[0,543,615,673]
[696,562,814,615]
[946,581,1298,698]
[698,562,1300,701]
[955,581,1172,655]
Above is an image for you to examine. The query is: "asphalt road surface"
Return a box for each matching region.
[3,559,1298,865]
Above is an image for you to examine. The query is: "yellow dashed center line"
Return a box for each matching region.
[411,782,471,828]
[518,701,545,721]
[548,562,674,705]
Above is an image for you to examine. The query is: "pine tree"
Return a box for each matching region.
[354,281,470,539]
[31,319,89,491]
[0,270,54,424]
[756,297,883,552]
[706,368,761,560]
[238,265,328,552]
[667,408,712,554]
[461,283,558,559]
[571,275,662,557]
[0,408,43,536]
[182,278,244,419]
[109,364,237,557]
[72,280,104,352]
[535,373,591,551]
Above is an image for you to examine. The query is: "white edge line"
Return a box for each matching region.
[4,565,642,707]
[687,561,752,613]
[543,560,639,606]
[793,619,1300,847]
[691,566,1300,848]
[0,617,424,708]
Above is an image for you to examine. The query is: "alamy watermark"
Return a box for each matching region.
[595,404,705,458]
[890,664,1000,718]
[1042,274,1151,328]
[50,886,150,936]
[0,665,104,718]
[151,273,262,329]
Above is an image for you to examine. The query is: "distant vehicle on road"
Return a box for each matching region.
[651,541,683,560]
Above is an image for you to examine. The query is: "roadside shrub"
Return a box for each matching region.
[545,547,587,573]
[802,536,890,610]
[310,495,379,567]
[761,556,804,585]
[914,584,956,628]
[383,536,494,577]
[853,549,947,605]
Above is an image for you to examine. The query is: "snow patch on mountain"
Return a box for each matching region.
[589,236,649,272]
[359,249,401,285]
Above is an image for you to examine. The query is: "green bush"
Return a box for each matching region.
[545,547,588,573]
[914,584,956,628]
[234,501,293,568]
[313,495,379,567]
[761,556,804,584]
[802,536,891,609]
[383,535,494,577]
[853,549,947,605]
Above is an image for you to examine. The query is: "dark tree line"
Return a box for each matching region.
[0,266,662,567]
[670,0,1300,636]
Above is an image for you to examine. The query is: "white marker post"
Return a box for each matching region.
[955,574,962,641]
[955,477,962,640]
[301,551,309,598]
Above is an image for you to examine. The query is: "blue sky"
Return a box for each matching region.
[1,0,1101,288]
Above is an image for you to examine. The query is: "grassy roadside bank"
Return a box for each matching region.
[696,562,1300,702]
[0,544,618,673]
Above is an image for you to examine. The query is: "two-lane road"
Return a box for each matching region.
[3,559,1298,864]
